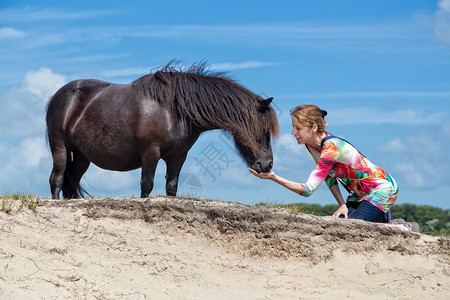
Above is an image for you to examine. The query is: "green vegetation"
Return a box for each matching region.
[158,200,169,210]
[256,202,449,236]
[0,192,39,213]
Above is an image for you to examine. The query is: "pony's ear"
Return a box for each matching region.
[261,97,273,107]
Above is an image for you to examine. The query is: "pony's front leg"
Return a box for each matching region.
[140,152,159,198]
[164,152,188,196]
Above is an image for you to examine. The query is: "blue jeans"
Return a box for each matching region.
[345,200,391,223]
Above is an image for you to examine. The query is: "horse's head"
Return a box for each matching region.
[249,128,274,173]
[234,97,279,173]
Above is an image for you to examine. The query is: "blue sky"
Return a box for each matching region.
[1,1,449,209]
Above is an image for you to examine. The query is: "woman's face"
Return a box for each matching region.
[291,117,314,145]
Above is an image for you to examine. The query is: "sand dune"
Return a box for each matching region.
[1,197,449,299]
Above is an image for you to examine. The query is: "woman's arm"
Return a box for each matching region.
[249,168,306,195]
[330,184,348,218]
[249,168,348,218]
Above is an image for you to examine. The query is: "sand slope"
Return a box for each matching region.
[1,197,449,299]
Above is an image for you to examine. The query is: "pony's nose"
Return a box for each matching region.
[252,160,273,173]
[261,161,273,173]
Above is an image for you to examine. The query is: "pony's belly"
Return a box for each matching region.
[69,122,143,171]
[73,138,141,171]
[89,152,141,171]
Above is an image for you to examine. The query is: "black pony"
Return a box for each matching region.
[46,62,279,199]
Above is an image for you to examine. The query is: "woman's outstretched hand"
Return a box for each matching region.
[249,168,276,180]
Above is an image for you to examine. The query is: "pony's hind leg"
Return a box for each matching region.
[62,149,90,199]
[49,144,68,199]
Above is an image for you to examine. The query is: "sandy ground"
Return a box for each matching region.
[0,197,449,299]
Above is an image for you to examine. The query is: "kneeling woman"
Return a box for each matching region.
[250,104,416,231]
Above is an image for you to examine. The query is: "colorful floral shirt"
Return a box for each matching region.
[300,135,398,212]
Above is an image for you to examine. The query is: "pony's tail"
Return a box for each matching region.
[46,92,90,199]
[62,163,89,199]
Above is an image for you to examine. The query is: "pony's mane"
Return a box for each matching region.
[132,62,279,149]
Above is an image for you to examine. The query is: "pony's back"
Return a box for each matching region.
[132,63,278,136]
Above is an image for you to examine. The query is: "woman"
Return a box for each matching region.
[249,104,419,232]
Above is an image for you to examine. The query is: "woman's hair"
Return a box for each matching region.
[290,104,328,133]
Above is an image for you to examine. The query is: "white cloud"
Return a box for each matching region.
[0,7,113,23]
[96,67,151,78]
[375,138,406,154]
[0,27,26,39]
[380,126,449,190]
[210,61,274,71]
[82,166,141,196]
[284,91,450,99]
[395,162,427,188]
[92,61,274,80]
[114,22,415,44]
[0,135,51,195]
[0,90,43,138]
[441,123,450,137]
[396,159,440,189]
[12,137,50,169]
[433,0,450,43]
[24,67,67,101]
[275,133,303,155]
[0,68,67,139]
[439,0,450,11]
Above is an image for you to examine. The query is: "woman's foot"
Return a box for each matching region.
[389,218,420,233]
